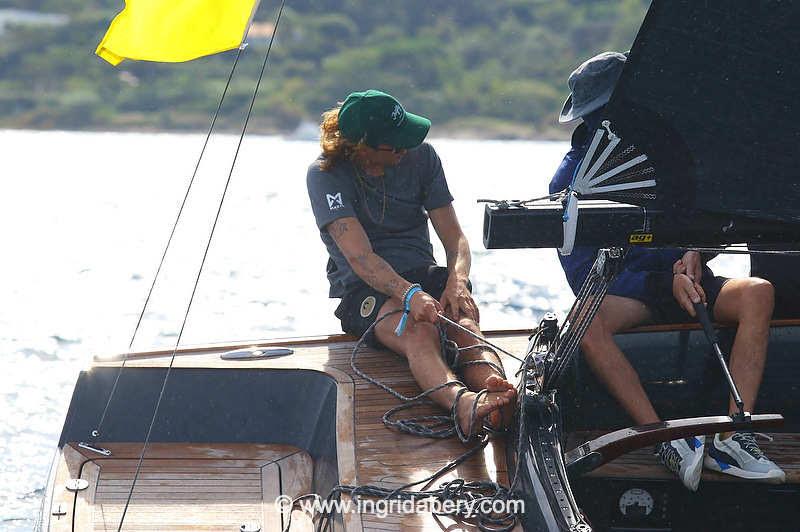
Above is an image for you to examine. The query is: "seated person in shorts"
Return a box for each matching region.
[750,250,800,319]
[306,89,516,440]
[550,52,785,489]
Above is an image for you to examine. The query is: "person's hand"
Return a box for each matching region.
[673,251,703,282]
[439,277,480,323]
[409,290,442,324]
[672,273,706,317]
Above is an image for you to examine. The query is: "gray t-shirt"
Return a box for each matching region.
[307,142,454,298]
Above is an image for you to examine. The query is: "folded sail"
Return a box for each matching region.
[96,0,261,66]
[607,0,800,225]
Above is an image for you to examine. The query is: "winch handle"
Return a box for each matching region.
[693,301,718,344]
[693,301,746,420]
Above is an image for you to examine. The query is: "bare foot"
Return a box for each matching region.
[455,386,515,439]
[485,375,518,429]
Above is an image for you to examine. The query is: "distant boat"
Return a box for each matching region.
[0,9,68,36]
[287,120,320,141]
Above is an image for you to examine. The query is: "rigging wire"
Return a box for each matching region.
[89,45,247,442]
[33,448,59,532]
[280,312,524,531]
[295,322,560,532]
[672,246,800,255]
[477,192,563,209]
[349,312,505,441]
[438,313,525,363]
[114,2,288,530]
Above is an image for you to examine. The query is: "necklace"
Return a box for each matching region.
[353,162,387,224]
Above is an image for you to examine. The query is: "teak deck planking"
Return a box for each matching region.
[48,324,798,531]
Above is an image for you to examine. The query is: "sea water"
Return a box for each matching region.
[0,130,747,529]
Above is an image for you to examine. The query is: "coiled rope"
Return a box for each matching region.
[283,310,532,532]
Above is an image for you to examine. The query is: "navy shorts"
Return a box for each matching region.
[648,275,729,324]
[335,265,472,347]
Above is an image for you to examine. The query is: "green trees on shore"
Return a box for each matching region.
[0,0,648,138]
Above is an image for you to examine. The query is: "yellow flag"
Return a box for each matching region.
[96,0,261,66]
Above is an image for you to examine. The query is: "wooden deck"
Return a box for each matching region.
[568,432,800,483]
[47,324,798,531]
[49,443,313,531]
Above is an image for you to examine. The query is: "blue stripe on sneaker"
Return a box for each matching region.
[692,437,702,449]
[708,444,741,468]
[714,457,730,470]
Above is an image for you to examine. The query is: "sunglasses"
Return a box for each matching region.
[375,145,406,154]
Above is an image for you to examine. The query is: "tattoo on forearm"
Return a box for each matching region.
[350,252,403,298]
[384,278,400,294]
[354,252,369,267]
[330,220,349,239]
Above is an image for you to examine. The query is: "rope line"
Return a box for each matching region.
[349,312,510,440]
[671,246,800,255]
[476,192,563,209]
[287,252,615,531]
[438,313,525,363]
[279,311,526,531]
[114,3,288,530]
[89,45,246,442]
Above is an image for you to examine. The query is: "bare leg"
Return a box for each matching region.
[373,300,515,436]
[710,278,773,438]
[443,316,507,389]
[580,295,659,425]
[443,316,517,428]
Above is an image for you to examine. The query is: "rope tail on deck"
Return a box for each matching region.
[283,310,524,531]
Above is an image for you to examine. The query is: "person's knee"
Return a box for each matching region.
[402,320,440,355]
[740,277,775,315]
[581,316,609,354]
[457,316,479,332]
[449,316,480,345]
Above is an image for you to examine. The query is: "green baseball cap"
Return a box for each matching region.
[338,89,431,149]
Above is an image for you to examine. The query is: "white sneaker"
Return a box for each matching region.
[704,432,786,483]
[655,435,705,491]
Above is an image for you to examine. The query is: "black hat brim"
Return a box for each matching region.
[371,112,431,149]
[559,87,615,123]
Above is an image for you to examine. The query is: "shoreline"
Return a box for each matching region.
[0,122,573,142]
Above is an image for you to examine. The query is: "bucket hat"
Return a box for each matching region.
[559,51,627,123]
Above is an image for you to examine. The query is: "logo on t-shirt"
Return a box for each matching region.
[360,296,377,318]
[327,192,344,210]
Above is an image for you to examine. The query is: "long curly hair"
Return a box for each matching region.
[319,105,361,171]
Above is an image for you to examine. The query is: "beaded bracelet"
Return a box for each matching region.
[394,283,422,336]
[399,283,420,305]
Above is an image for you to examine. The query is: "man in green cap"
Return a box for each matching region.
[307,89,516,440]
